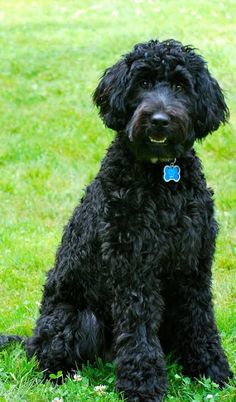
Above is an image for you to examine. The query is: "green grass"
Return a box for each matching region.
[0,0,235,400]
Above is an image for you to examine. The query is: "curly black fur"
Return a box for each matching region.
[0,39,233,401]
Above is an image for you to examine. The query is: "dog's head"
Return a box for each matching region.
[93,39,228,162]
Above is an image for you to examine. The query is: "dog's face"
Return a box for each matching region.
[94,40,228,162]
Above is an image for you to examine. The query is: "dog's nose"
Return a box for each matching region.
[150,113,170,129]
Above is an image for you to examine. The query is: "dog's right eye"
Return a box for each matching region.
[140,80,153,89]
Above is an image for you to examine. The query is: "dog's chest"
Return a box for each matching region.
[127,181,210,271]
[150,185,211,270]
[102,157,214,276]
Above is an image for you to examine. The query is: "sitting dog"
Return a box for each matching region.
[0,39,233,401]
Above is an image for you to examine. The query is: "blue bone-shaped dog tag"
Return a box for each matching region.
[163,164,181,182]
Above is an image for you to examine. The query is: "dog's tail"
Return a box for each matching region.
[0,334,26,349]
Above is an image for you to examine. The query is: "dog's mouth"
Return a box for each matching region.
[148,134,168,144]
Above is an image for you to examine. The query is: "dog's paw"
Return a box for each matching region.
[116,380,164,402]
[204,363,234,388]
[183,358,233,388]
[119,392,163,402]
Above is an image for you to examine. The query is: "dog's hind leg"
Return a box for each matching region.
[25,304,105,377]
[23,196,108,377]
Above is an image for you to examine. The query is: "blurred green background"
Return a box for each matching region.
[0,1,235,401]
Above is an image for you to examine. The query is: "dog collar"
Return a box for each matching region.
[163,159,181,182]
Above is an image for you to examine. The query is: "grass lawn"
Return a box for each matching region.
[0,0,235,401]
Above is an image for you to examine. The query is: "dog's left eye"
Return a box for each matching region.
[172,83,183,91]
[140,80,153,89]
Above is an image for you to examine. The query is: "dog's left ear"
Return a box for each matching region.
[194,67,229,139]
[93,59,129,131]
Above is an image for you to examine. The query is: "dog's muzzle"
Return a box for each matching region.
[126,93,194,162]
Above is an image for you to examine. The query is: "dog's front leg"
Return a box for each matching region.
[168,255,233,386]
[112,280,167,402]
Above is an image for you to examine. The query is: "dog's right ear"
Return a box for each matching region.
[93,59,129,131]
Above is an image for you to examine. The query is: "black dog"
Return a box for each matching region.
[1,39,233,401]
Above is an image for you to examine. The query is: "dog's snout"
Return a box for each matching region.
[150,113,170,129]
